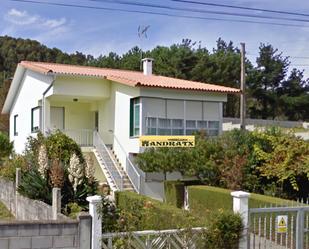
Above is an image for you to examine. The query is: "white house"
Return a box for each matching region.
[2,59,240,200]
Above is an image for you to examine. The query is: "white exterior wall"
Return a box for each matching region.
[112,83,140,171]
[49,101,95,130]
[53,76,110,99]
[10,70,52,153]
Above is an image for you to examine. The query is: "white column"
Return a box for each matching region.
[231,191,250,249]
[87,195,102,249]
[43,98,51,134]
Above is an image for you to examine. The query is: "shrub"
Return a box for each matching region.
[18,169,52,204]
[202,212,243,249]
[0,155,28,181]
[18,131,98,211]
[0,132,13,162]
[64,202,83,219]
[254,130,309,198]
[105,191,242,248]
[115,191,205,231]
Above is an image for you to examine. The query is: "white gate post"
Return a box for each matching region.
[231,191,250,249]
[87,195,102,249]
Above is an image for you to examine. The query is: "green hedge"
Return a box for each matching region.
[188,185,300,217]
[115,191,242,248]
[115,191,205,230]
[164,180,200,208]
[164,181,185,208]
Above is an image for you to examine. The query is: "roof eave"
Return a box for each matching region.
[136,84,240,94]
[1,65,25,114]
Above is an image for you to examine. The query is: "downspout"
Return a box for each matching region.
[42,75,55,134]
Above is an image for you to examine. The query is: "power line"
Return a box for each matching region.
[10,0,309,28]
[170,0,309,18]
[85,0,309,24]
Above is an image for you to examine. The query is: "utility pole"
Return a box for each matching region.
[240,43,246,130]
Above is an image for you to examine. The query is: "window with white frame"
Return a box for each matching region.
[158,118,171,135]
[145,117,219,136]
[130,98,141,137]
[146,117,157,135]
[31,106,41,133]
[171,119,184,135]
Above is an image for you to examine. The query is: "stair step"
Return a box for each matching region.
[93,146,136,192]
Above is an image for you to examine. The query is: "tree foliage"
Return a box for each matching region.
[1,35,308,127]
[136,130,309,199]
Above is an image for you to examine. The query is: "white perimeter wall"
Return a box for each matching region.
[10,70,52,153]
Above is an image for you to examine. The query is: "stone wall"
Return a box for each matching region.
[0,178,67,220]
[0,213,91,249]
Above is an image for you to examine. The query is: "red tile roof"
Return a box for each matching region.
[20,61,240,93]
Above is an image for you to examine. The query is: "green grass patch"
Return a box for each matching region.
[0,201,13,220]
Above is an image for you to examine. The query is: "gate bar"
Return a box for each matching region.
[296,209,304,249]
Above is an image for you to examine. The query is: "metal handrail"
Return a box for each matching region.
[112,133,141,193]
[93,131,124,191]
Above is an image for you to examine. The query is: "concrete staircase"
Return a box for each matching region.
[92,143,134,192]
[106,146,134,191]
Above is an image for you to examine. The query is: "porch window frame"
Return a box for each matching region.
[130,97,141,137]
[31,106,41,133]
[14,114,18,136]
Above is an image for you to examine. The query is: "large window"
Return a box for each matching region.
[145,117,219,136]
[31,106,41,133]
[14,114,18,136]
[130,98,140,137]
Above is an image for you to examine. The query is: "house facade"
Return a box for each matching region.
[2,59,239,200]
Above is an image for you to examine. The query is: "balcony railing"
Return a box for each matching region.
[62,129,94,147]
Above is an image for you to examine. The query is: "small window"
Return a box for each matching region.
[158,118,171,135]
[31,106,41,133]
[14,114,18,136]
[146,117,157,135]
[186,120,198,135]
[171,119,184,135]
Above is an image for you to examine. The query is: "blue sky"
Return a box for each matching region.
[2,0,309,76]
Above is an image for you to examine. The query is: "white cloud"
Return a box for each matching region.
[5,8,67,29]
[6,8,38,25]
[3,8,70,43]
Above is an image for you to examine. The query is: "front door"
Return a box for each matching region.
[50,107,64,130]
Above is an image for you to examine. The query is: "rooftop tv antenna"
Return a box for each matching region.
[138,25,150,70]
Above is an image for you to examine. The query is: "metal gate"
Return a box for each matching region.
[248,206,309,249]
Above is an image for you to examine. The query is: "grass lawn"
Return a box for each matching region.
[0,201,13,220]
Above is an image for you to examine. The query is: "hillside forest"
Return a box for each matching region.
[0,35,308,132]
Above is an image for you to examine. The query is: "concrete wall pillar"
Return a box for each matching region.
[52,188,61,220]
[87,195,102,249]
[231,191,250,249]
[78,212,92,249]
[15,168,21,218]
